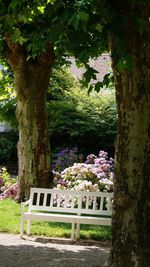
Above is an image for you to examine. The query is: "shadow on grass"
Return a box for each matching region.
[0,237,109,267]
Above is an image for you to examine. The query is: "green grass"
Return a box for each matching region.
[0,199,111,240]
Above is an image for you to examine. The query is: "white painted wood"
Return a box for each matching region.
[43,193,47,207]
[20,188,113,240]
[27,220,31,235]
[76,223,80,240]
[71,223,75,241]
[20,199,31,238]
[93,196,96,210]
[57,194,61,208]
[37,193,40,207]
[20,213,24,238]
[86,196,89,210]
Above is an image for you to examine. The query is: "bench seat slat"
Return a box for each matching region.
[75,215,111,225]
[23,212,77,223]
[23,212,111,225]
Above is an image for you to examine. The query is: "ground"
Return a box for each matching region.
[0,234,109,267]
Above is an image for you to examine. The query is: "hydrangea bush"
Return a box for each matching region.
[53,150,114,192]
[0,149,114,201]
[0,167,18,200]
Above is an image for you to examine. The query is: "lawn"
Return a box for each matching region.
[0,199,111,240]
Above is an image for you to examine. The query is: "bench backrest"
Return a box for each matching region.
[29,188,113,216]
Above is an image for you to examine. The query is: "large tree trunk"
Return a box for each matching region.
[5,41,55,200]
[106,9,150,267]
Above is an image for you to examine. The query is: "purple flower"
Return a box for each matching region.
[52,147,83,172]
[53,149,114,193]
[57,179,66,185]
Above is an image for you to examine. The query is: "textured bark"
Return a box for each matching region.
[5,40,55,200]
[105,8,150,267]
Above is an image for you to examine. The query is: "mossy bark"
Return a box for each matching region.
[106,10,150,267]
[5,41,55,200]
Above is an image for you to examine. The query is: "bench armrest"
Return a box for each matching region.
[21,199,31,215]
[21,199,31,206]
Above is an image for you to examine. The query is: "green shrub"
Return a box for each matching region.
[49,78,117,156]
[0,65,117,160]
[0,131,18,164]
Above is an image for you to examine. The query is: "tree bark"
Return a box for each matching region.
[5,40,55,200]
[105,9,150,267]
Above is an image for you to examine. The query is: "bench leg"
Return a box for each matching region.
[20,216,24,238]
[71,223,75,241]
[76,223,80,240]
[27,220,31,235]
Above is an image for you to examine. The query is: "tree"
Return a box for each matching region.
[0,65,117,163]
[0,1,104,200]
[1,1,150,265]
[91,1,150,266]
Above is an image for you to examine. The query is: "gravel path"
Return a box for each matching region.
[0,234,109,267]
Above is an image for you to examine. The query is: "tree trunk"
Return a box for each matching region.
[106,11,150,267]
[5,41,55,200]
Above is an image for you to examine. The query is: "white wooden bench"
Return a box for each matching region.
[20,188,113,240]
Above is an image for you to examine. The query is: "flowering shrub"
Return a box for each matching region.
[0,167,18,200]
[53,150,114,192]
[0,149,114,202]
[52,147,83,172]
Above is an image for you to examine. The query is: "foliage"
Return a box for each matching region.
[0,2,149,263]
[0,66,17,128]
[0,1,107,66]
[0,65,117,159]
[0,98,17,129]
[0,131,18,164]
[53,150,114,192]
[0,0,114,100]
[0,167,18,200]
[0,149,114,201]
[48,71,117,156]
[48,65,78,101]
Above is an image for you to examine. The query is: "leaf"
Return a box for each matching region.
[18,15,28,23]
[68,11,89,31]
[8,0,21,11]
[68,14,79,30]
[95,23,103,32]
[78,11,89,23]
[117,59,127,72]
[11,28,26,45]
[117,55,134,72]
[78,51,89,64]
[88,84,93,94]
[37,6,45,14]
[6,15,15,27]
[73,14,80,31]
[47,0,56,4]
[84,66,98,81]
[95,82,103,93]
[103,73,110,87]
